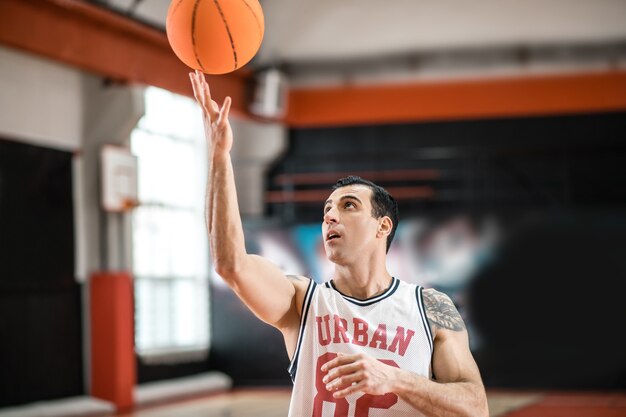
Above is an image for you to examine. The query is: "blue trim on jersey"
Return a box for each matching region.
[416,286,434,354]
[288,279,316,383]
[329,277,400,306]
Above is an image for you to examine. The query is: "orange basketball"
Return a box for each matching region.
[166,0,265,74]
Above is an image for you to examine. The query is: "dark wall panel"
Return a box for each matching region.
[0,289,83,405]
[0,139,82,406]
[469,210,626,389]
[136,356,210,384]
[268,111,626,220]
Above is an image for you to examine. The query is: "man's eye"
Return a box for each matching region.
[344,201,355,208]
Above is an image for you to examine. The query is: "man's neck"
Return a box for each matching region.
[332,255,393,300]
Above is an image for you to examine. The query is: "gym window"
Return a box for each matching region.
[131,87,210,363]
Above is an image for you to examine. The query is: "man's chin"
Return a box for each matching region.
[325,249,338,263]
[326,250,347,265]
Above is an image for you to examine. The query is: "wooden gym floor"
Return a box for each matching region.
[116,388,626,417]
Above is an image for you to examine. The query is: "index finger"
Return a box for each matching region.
[195,70,213,98]
[321,353,358,372]
[190,70,218,119]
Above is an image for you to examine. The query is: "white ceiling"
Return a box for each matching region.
[103,0,626,68]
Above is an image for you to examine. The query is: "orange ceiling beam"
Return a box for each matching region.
[0,0,249,116]
[286,71,626,128]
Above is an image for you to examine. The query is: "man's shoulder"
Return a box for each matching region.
[421,288,466,333]
[422,287,446,298]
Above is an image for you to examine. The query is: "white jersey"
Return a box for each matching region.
[287,277,434,417]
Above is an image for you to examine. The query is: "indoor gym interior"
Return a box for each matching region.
[0,1,625,416]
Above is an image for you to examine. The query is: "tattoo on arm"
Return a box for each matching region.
[423,289,466,332]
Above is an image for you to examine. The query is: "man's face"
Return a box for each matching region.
[321,185,383,264]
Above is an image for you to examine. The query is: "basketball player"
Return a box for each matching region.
[190,70,489,417]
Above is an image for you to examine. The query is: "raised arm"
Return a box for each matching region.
[189,71,308,347]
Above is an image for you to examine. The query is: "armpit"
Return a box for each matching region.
[286,275,311,317]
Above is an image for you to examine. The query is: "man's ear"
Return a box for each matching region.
[377,216,393,238]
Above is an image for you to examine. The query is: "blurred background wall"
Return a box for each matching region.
[1,0,625,408]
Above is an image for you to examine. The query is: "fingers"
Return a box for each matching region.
[196,70,220,118]
[322,352,359,372]
[194,69,212,102]
[189,70,220,121]
[322,354,363,396]
[321,353,384,398]
[189,72,201,102]
[217,96,232,126]
[325,369,362,393]
[333,380,366,398]
[322,361,360,385]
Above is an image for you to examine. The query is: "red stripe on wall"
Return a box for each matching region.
[286,71,626,128]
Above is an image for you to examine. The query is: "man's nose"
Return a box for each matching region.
[324,207,338,224]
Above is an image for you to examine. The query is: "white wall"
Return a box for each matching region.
[260,0,626,64]
[0,45,83,150]
[79,74,145,277]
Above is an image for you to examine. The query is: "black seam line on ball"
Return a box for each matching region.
[191,0,207,71]
[240,0,262,40]
[213,0,238,70]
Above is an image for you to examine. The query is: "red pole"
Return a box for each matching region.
[90,272,135,411]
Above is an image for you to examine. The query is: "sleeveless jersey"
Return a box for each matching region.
[287,277,434,417]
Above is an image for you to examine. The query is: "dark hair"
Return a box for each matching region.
[332,176,399,253]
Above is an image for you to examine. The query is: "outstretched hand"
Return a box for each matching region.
[189,69,233,154]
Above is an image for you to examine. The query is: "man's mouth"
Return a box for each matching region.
[326,231,341,241]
